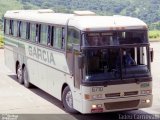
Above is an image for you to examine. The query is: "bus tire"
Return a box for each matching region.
[17,64,23,84]
[23,67,31,88]
[62,86,77,113]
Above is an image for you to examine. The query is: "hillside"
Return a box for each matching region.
[0,0,39,31]
[0,0,23,30]
[20,0,160,29]
[0,0,160,46]
[0,0,160,30]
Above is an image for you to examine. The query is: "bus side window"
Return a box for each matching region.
[26,22,30,40]
[4,19,6,34]
[5,19,10,35]
[62,28,65,49]
[13,20,18,37]
[53,27,64,49]
[67,28,80,50]
[21,22,27,40]
[17,21,22,37]
[30,23,36,42]
[47,26,54,47]
[30,23,41,43]
[9,20,14,35]
[40,24,48,45]
[36,24,41,43]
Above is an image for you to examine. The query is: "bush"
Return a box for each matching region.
[0,35,4,48]
[149,30,160,41]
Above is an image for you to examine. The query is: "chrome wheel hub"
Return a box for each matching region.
[24,69,27,84]
[17,67,22,80]
[65,91,73,108]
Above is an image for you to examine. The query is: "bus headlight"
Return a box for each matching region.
[91,104,103,113]
[146,99,151,103]
[92,94,103,99]
[84,94,103,100]
[92,104,103,109]
[92,104,97,109]
[141,90,152,95]
[142,99,151,104]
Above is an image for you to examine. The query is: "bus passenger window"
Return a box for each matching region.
[26,22,30,40]
[21,22,27,39]
[4,19,6,34]
[5,19,10,35]
[9,20,14,35]
[30,23,41,43]
[62,28,65,49]
[30,23,36,42]
[47,26,54,46]
[13,21,18,37]
[35,24,41,43]
[40,24,48,45]
[17,21,22,37]
[54,27,63,49]
[67,28,80,50]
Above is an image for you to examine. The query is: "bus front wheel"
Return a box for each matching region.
[62,86,77,113]
[23,67,31,88]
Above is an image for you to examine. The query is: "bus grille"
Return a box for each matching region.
[104,100,140,110]
[105,93,120,97]
[105,91,138,98]
[124,91,138,96]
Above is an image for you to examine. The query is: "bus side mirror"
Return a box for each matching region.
[150,48,154,62]
[78,56,84,69]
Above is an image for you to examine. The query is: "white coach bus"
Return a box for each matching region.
[4,10,153,114]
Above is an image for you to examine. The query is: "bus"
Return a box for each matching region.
[4,10,153,114]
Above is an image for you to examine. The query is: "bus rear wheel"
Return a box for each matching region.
[17,65,23,84]
[62,86,77,113]
[23,67,31,88]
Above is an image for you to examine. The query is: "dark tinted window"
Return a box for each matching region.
[67,28,80,50]
[47,26,54,46]
[26,22,30,40]
[9,20,14,35]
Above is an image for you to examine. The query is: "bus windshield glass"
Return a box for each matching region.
[82,30,150,82]
[82,30,147,46]
[83,46,150,82]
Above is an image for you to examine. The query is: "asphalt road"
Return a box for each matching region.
[0,42,160,120]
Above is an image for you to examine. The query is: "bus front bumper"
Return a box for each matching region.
[81,94,152,114]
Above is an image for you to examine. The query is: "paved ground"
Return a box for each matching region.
[0,42,160,120]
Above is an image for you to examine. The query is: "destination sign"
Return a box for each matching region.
[87,32,113,36]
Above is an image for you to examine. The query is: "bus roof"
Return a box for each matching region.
[4,10,147,31]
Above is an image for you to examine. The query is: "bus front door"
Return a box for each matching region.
[72,45,83,112]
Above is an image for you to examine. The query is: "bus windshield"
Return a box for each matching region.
[83,46,150,82]
[82,30,150,82]
[82,30,148,46]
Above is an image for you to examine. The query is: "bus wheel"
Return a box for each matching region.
[23,67,31,88]
[62,86,77,113]
[17,65,23,84]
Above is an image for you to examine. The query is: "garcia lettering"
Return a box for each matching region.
[28,46,55,65]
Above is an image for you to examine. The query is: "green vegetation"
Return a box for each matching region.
[149,22,160,30]
[0,0,23,30]
[0,0,159,47]
[20,0,160,29]
[0,0,159,29]
[0,35,4,48]
[149,30,160,42]
[0,0,23,48]
[0,0,39,30]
